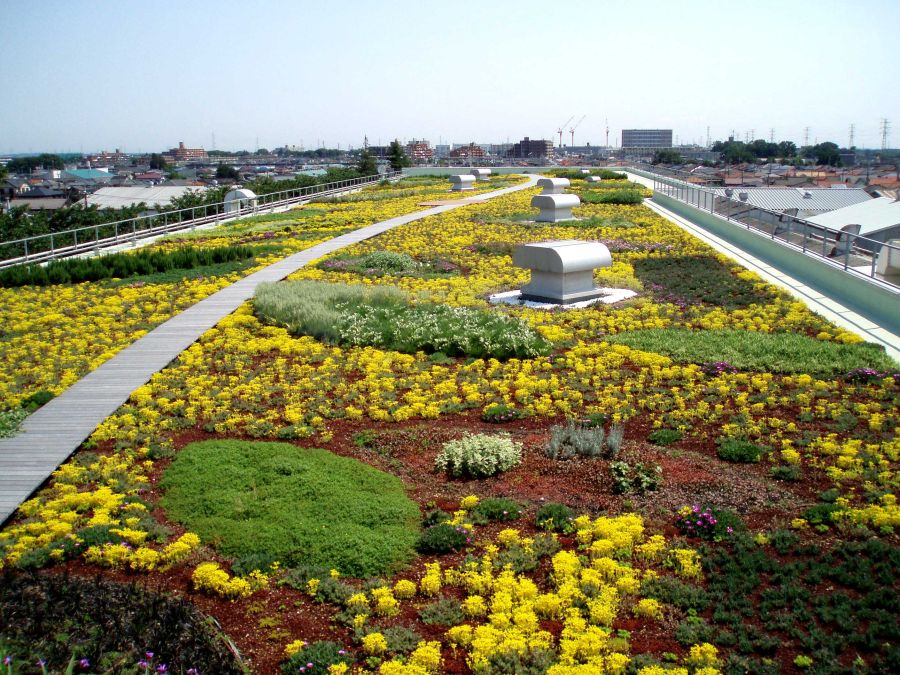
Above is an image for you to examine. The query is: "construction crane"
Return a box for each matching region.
[569,115,586,147]
[556,116,574,148]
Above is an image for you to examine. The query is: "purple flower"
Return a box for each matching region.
[727,527,734,534]
[4,656,12,665]
[338,650,346,656]
[145,652,155,660]
[156,665,168,673]
[79,658,91,669]
[187,669,199,675]
[138,660,150,669]
[37,660,47,667]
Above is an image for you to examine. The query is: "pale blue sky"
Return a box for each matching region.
[1,0,897,153]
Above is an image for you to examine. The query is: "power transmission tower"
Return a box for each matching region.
[849,124,855,148]
[706,126,710,147]
[769,128,775,143]
[605,118,610,149]
[803,127,810,146]
[881,118,890,151]
[750,129,755,141]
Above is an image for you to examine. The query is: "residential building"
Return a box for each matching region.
[163,141,209,164]
[405,140,434,163]
[506,137,554,159]
[622,129,673,149]
[449,143,485,160]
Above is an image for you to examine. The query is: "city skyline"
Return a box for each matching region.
[1,0,898,154]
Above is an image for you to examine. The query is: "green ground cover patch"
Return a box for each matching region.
[0,573,244,674]
[633,255,772,309]
[254,280,550,359]
[581,189,645,205]
[160,440,420,577]
[318,250,460,278]
[645,534,900,673]
[604,328,897,376]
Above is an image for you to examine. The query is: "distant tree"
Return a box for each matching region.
[748,139,778,159]
[256,148,269,155]
[777,141,797,158]
[216,164,240,180]
[651,149,684,165]
[149,153,168,170]
[357,148,377,175]
[7,154,65,173]
[810,141,841,166]
[0,164,7,183]
[388,139,410,172]
[712,140,756,164]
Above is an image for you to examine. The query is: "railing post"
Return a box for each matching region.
[50,233,55,255]
[844,236,851,270]
[24,239,28,261]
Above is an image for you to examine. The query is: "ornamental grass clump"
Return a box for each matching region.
[545,420,624,460]
[434,432,523,478]
[254,280,551,359]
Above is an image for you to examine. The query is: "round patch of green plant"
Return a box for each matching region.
[160,440,420,577]
[648,428,683,446]
[535,502,574,532]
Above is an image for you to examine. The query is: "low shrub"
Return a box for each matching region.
[419,598,465,626]
[717,438,765,463]
[610,461,663,494]
[802,503,846,529]
[648,428,682,446]
[481,402,524,424]
[0,245,257,287]
[281,640,351,674]
[421,508,451,527]
[416,524,469,554]
[770,465,803,482]
[470,497,522,524]
[434,433,523,478]
[535,503,574,532]
[0,408,27,438]
[380,626,422,654]
[674,504,743,541]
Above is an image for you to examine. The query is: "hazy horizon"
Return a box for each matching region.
[2,0,897,154]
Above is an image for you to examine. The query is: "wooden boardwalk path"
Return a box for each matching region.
[0,176,538,524]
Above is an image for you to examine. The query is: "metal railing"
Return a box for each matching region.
[0,171,402,269]
[630,167,899,292]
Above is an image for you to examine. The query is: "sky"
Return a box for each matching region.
[1,0,898,154]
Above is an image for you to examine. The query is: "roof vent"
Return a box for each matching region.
[724,188,734,198]
[738,191,748,201]
[803,191,813,198]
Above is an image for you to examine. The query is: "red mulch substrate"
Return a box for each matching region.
[16,411,863,673]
